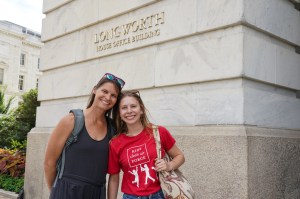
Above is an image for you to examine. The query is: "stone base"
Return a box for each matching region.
[0,189,18,199]
[24,128,51,199]
[24,126,300,199]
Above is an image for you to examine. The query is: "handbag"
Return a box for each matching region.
[152,126,195,199]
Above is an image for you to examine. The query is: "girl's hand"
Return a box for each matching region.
[155,158,173,172]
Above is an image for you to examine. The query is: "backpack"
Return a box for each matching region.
[53,109,115,187]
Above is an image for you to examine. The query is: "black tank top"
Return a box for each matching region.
[63,117,113,186]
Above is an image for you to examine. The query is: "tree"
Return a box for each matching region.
[14,89,40,138]
[0,86,15,114]
[0,89,39,148]
[14,89,39,127]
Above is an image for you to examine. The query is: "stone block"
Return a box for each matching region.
[244,80,300,130]
[42,0,160,41]
[98,0,159,21]
[38,46,156,100]
[42,0,99,40]
[171,128,248,199]
[155,26,243,87]
[244,0,300,46]
[138,79,244,126]
[196,0,243,32]
[24,128,51,199]
[40,0,198,69]
[36,99,87,128]
[43,0,73,14]
[244,27,300,90]
[40,32,79,70]
[247,130,300,199]
[25,124,300,199]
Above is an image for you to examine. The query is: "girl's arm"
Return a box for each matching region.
[155,144,185,172]
[166,144,185,171]
[44,114,74,190]
[108,173,119,199]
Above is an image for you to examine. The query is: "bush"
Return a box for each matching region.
[0,89,39,149]
[14,89,39,129]
[0,174,23,193]
[0,148,25,193]
[0,86,15,114]
[0,114,27,148]
[10,140,27,153]
[0,148,25,178]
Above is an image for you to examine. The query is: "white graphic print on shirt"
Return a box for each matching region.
[127,144,156,187]
[128,166,139,187]
[140,164,155,185]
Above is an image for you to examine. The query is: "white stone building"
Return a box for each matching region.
[0,20,43,109]
[25,0,300,198]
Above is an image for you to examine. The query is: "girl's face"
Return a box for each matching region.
[93,82,118,110]
[119,96,143,127]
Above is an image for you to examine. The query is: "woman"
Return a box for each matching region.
[108,91,185,199]
[44,73,125,199]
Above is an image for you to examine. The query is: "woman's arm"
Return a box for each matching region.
[44,114,74,190]
[155,144,185,172]
[108,173,119,199]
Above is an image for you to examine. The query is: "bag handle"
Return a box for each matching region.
[152,125,161,160]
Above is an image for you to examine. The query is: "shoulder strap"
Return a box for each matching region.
[67,109,84,145]
[152,125,162,159]
[53,109,84,187]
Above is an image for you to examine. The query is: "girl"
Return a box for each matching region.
[108,91,185,199]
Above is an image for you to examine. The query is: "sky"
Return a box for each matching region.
[0,0,44,33]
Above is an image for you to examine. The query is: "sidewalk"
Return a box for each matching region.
[0,189,18,199]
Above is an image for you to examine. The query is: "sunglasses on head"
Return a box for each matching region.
[130,90,140,96]
[102,73,125,89]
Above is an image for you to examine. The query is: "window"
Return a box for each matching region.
[19,75,24,91]
[20,53,26,65]
[37,58,40,69]
[36,78,39,88]
[0,69,3,84]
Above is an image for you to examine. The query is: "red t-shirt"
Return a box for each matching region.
[108,126,175,196]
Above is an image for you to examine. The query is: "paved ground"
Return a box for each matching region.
[0,189,18,199]
[0,196,13,199]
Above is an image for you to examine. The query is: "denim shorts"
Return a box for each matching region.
[123,189,164,199]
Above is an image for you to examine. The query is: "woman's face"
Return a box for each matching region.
[119,96,143,127]
[93,82,118,110]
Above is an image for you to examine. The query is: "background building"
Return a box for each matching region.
[25,0,300,198]
[0,20,42,108]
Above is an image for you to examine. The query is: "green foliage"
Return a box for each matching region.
[14,89,39,128]
[0,174,23,193]
[0,114,26,148]
[0,86,15,114]
[0,89,39,148]
[10,140,27,152]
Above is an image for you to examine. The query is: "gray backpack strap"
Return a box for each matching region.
[53,109,84,187]
[67,109,85,144]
